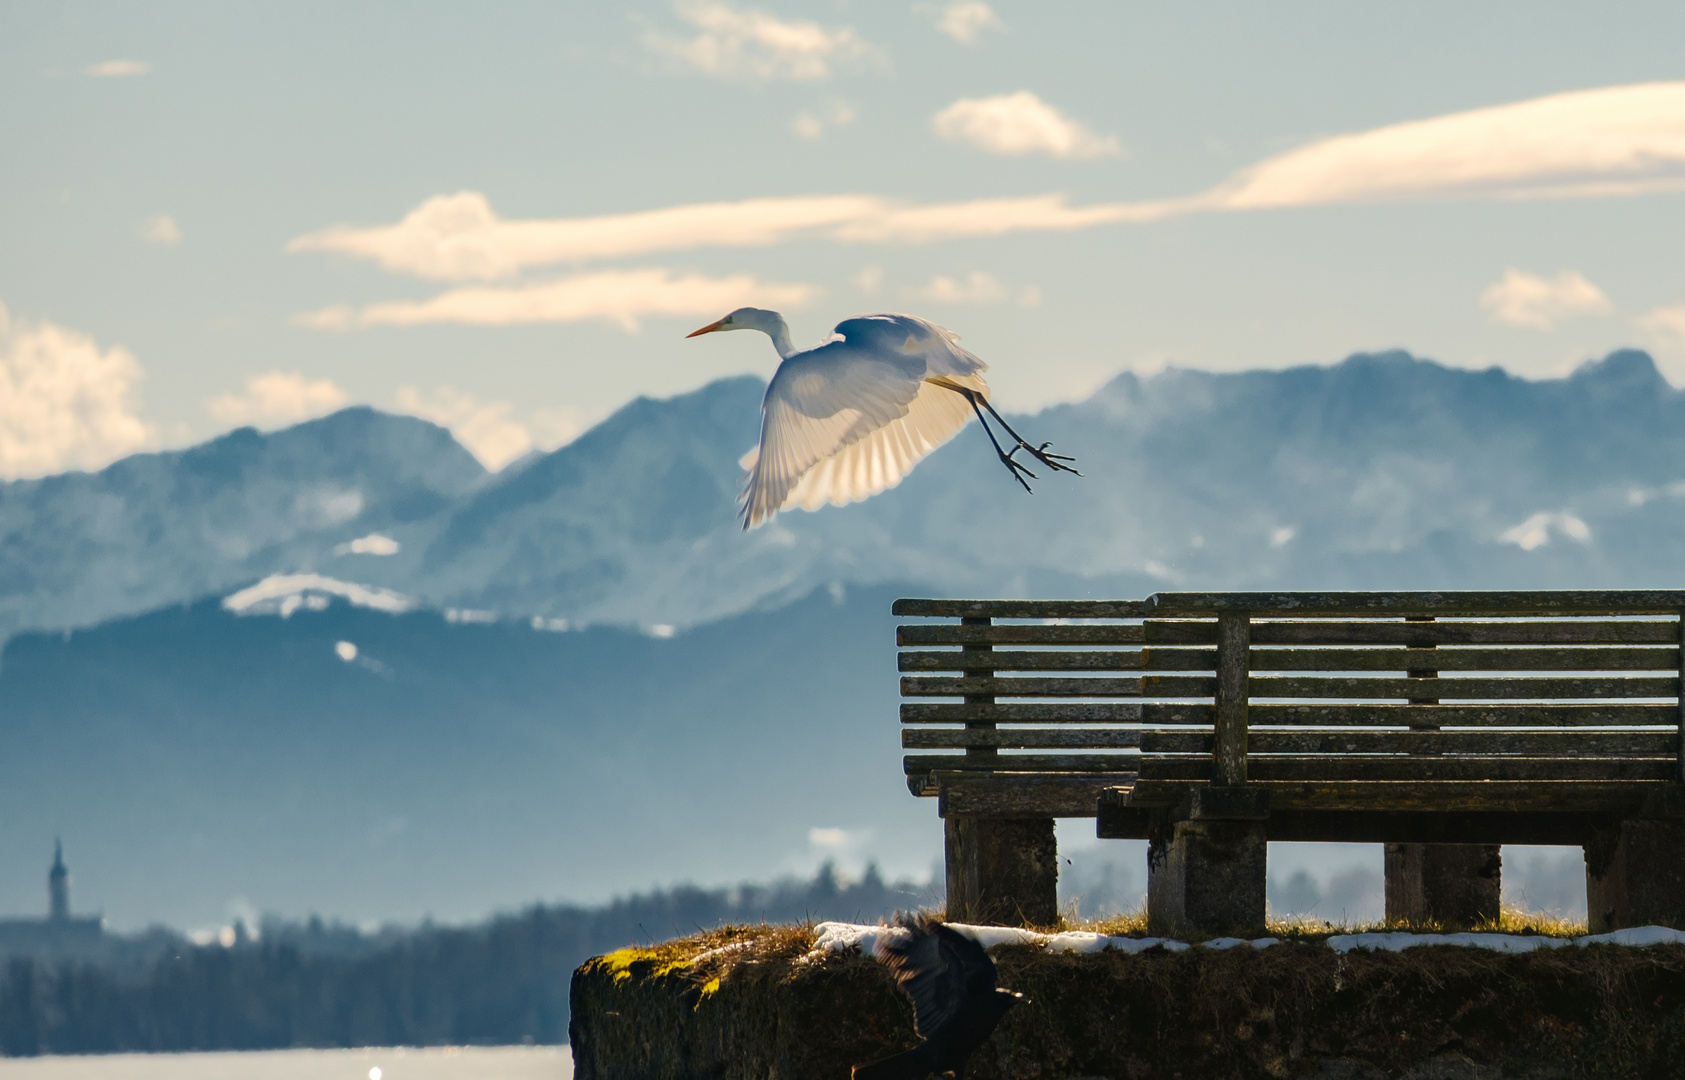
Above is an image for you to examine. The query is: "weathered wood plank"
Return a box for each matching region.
[894,599,1149,618]
[1124,777,1670,813]
[907,753,1142,774]
[1247,675,1678,699]
[1246,703,1677,727]
[1140,729,1678,756]
[1097,799,1620,844]
[898,648,1223,672]
[1246,646,1679,672]
[1214,611,1250,785]
[1139,756,1676,783]
[1246,621,1682,645]
[1145,591,1685,616]
[900,702,1149,723]
[903,728,1145,750]
[898,624,1148,646]
[936,773,1135,817]
[900,650,1145,672]
[901,675,1213,698]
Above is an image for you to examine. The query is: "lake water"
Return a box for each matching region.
[0,1047,572,1080]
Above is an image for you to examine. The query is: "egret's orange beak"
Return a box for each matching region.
[686,319,727,338]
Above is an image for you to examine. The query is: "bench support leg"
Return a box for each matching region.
[1147,820,1266,937]
[1585,820,1685,933]
[1384,843,1501,926]
[944,817,1058,927]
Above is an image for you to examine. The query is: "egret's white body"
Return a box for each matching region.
[689,309,994,528]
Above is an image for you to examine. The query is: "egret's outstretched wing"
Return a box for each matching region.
[780,375,976,513]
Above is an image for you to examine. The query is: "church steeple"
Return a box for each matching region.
[48,840,69,922]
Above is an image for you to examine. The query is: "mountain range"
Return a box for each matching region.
[1,348,1680,929]
[5,348,1685,647]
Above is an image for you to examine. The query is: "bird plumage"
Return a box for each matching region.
[689,309,991,529]
[851,914,1025,1080]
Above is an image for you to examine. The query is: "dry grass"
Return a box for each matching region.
[1050,903,1587,942]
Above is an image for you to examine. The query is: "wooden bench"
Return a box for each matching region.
[896,592,1685,933]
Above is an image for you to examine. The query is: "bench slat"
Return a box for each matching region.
[1247,703,1676,727]
[894,599,1149,618]
[898,648,1226,672]
[936,773,1135,817]
[1146,590,1685,616]
[902,676,1162,697]
[1247,621,1681,645]
[1138,756,1673,783]
[900,650,1143,672]
[900,703,1151,723]
[898,624,1150,645]
[907,753,1141,774]
[904,728,1145,749]
[1244,646,1678,672]
[1244,675,1678,699]
[1122,777,1673,813]
[1140,729,1677,756]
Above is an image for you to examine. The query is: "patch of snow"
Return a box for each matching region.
[812,922,1685,962]
[1329,925,1685,954]
[222,573,415,617]
[336,533,400,556]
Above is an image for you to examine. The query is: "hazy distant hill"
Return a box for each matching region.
[0,583,926,930]
[0,408,485,640]
[5,349,1685,643]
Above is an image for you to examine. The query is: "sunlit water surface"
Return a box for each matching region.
[0,1046,571,1080]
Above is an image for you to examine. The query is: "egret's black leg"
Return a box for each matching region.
[963,392,1036,493]
[971,394,1080,476]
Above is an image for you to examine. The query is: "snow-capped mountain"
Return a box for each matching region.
[5,349,1685,645]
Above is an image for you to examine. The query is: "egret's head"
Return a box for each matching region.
[686,307,776,338]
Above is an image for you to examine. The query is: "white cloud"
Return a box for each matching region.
[1640,303,1685,348]
[290,83,1685,288]
[646,0,875,81]
[1479,269,1612,330]
[0,302,154,480]
[300,267,815,333]
[206,371,349,429]
[911,271,1041,307]
[792,98,856,140]
[1200,81,1685,211]
[335,641,358,662]
[395,386,582,472]
[85,59,150,77]
[1499,511,1592,551]
[936,1,1004,44]
[141,214,181,246]
[854,265,884,293]
[933,91,1122,159]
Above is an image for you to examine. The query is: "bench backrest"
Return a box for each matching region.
[896,591,1685,818]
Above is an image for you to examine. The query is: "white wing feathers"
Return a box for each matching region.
[739,314,989,529]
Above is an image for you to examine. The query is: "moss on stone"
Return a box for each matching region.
[571,925,1685,1080]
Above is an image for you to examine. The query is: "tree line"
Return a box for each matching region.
[0,863,931,1056]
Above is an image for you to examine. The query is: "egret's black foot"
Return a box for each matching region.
[998,451,1036,493]
[1007,442,1080,477]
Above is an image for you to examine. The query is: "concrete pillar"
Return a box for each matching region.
[1384,843,1502,926]
[944,817,1058,927]
[1585,820,1685,933]
[1147,819,1267,937]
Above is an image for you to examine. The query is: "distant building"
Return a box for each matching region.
[0,841,104,957]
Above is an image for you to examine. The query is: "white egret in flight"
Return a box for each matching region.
[687,308,1077,529]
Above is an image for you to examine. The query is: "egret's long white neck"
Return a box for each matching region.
[755,312,796,360]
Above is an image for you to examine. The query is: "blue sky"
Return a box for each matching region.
[6,1,1685,475]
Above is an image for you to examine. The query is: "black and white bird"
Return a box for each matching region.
[851,914,1027,1080]
[686,309,1077,529]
